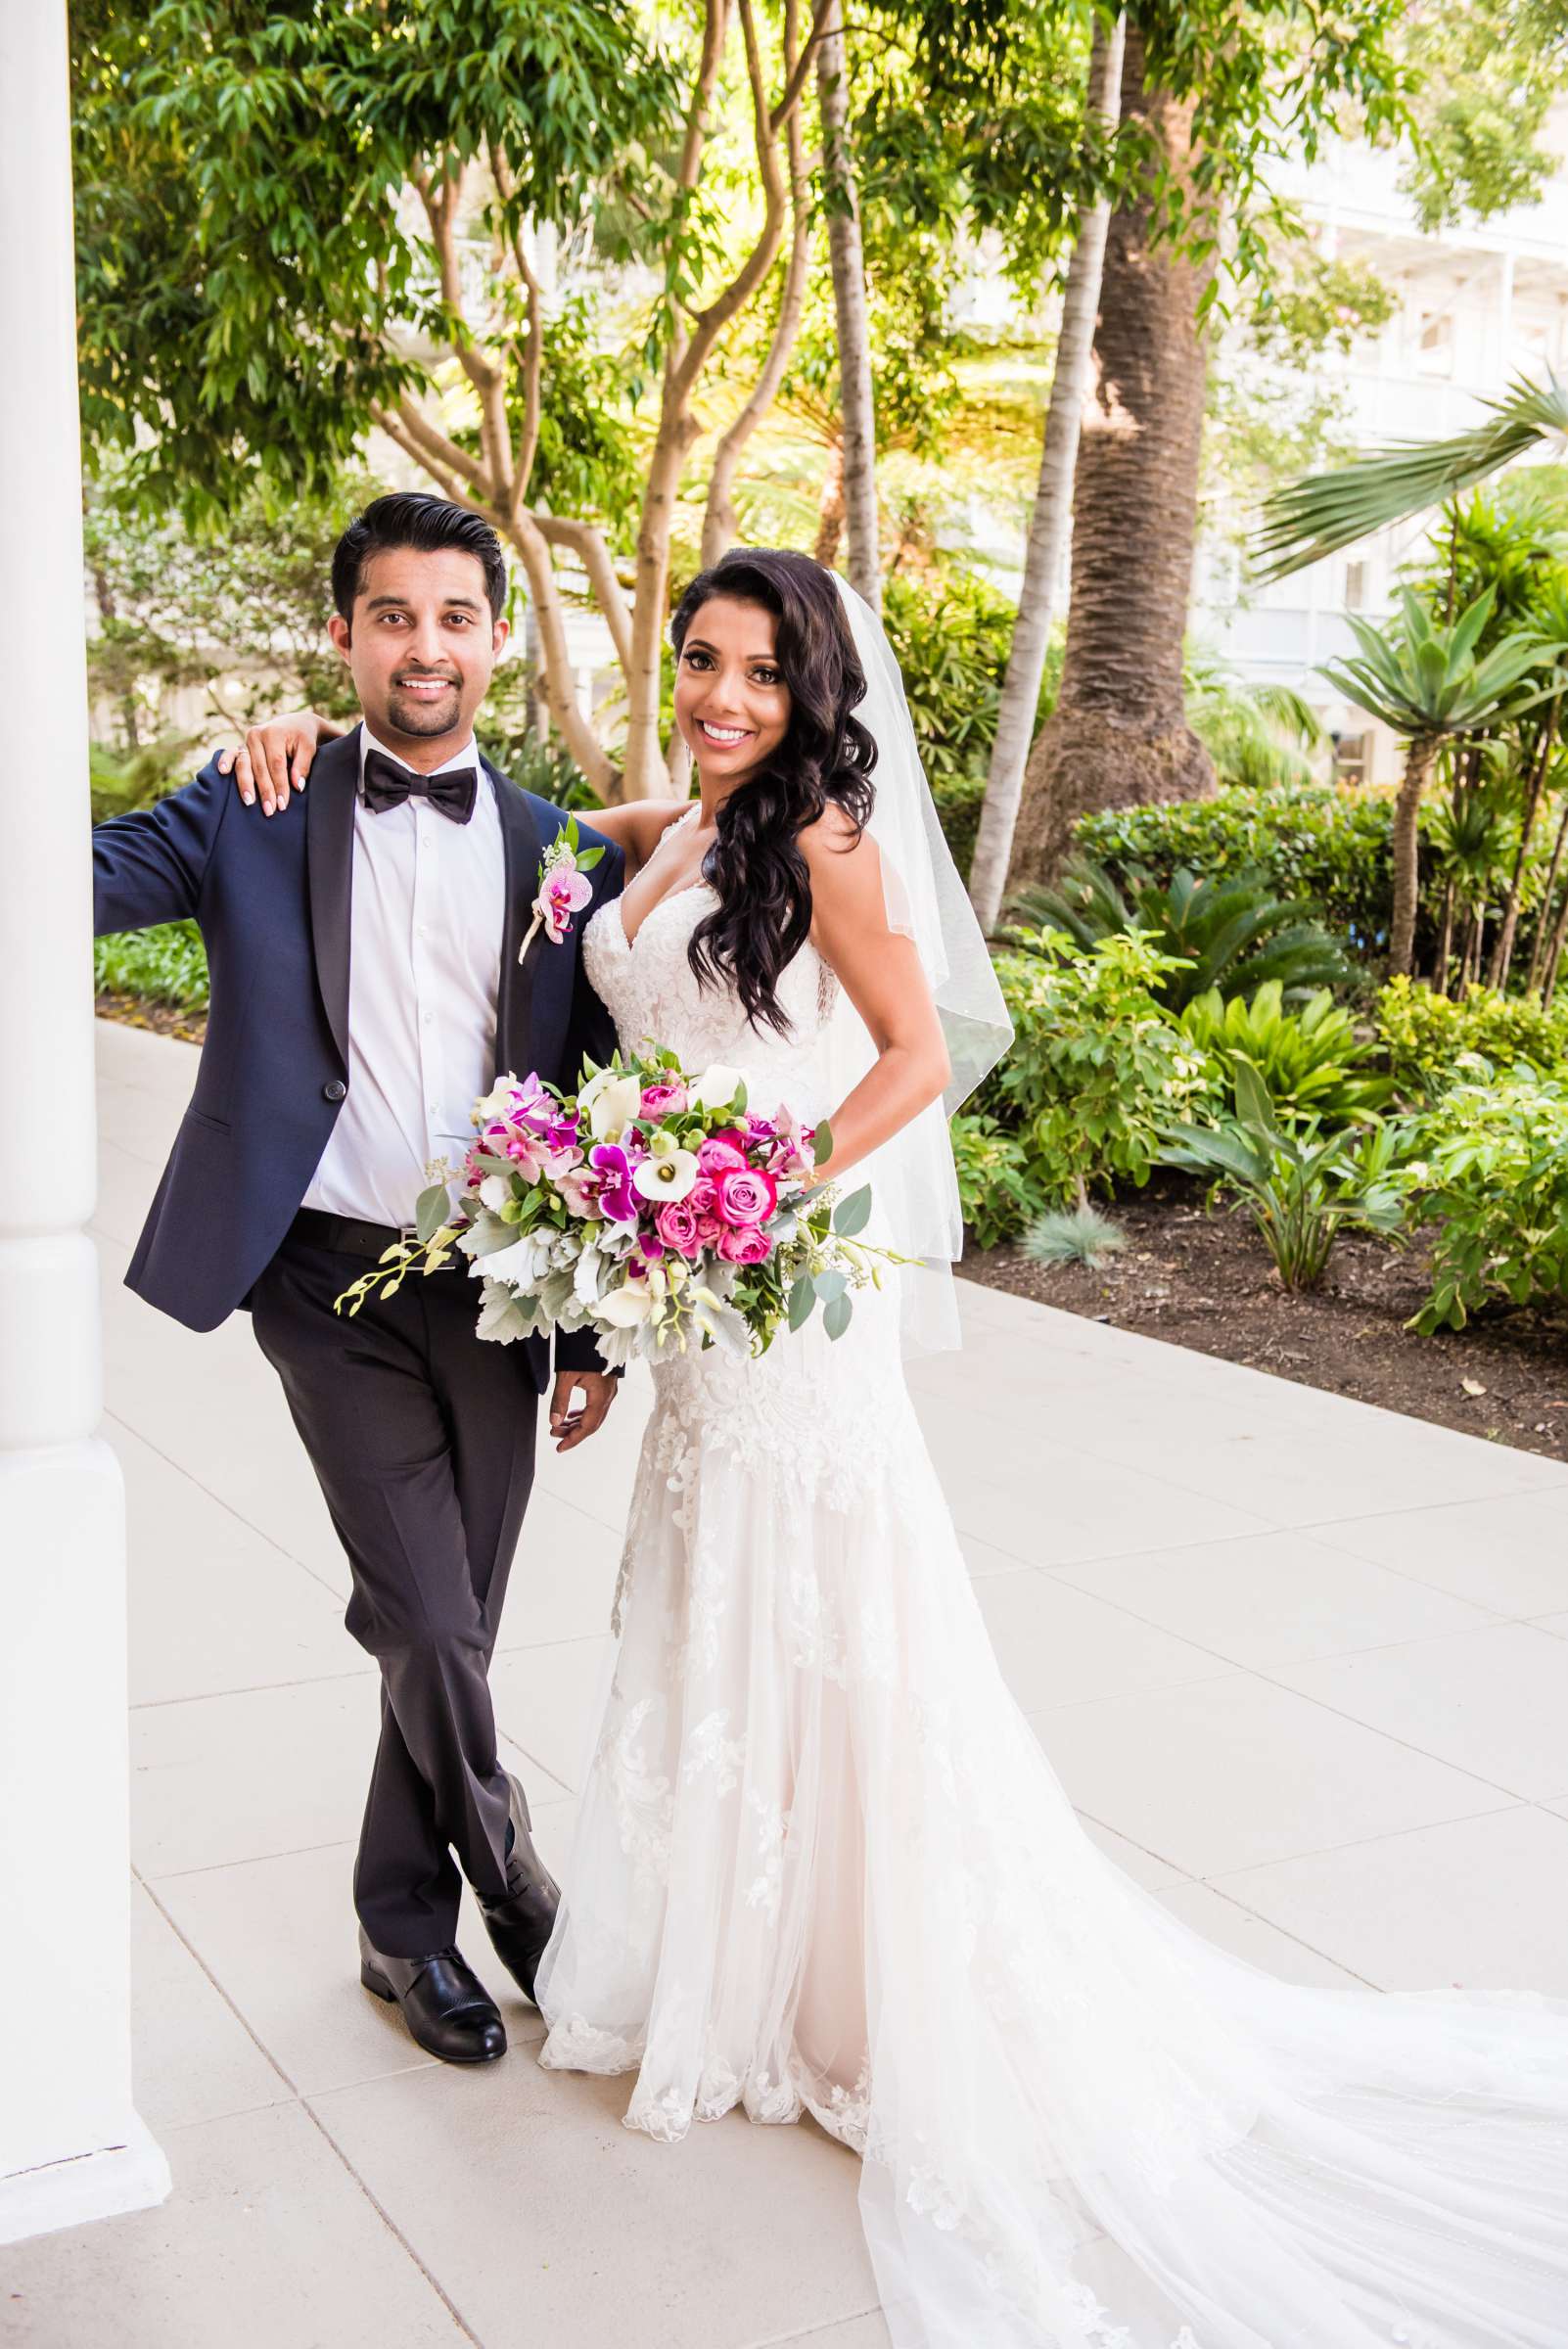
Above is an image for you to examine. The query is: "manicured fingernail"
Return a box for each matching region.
[242,791,254,806]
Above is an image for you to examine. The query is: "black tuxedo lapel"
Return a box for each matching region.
[305,727,362,1075]
[489,758,545,1082]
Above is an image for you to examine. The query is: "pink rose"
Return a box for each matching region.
[639,1079,689,1118]
[715,1166,777,1226]
[656,1200,702,1257]
[694,1212,723,1246]
[686,1175,718,1218]
[716,1221,772,1265]
[697,1134,747,1176]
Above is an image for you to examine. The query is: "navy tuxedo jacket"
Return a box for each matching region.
[92,725,625,1385]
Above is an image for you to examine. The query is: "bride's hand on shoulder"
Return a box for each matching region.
[216,710,346,817]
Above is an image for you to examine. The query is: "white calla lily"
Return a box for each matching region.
[597,1281,657,1327]
[584,1071,643,1140]
[631,1142,700,1202]
[690,1063,746,1111]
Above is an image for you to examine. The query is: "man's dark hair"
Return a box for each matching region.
[331,492,508,624]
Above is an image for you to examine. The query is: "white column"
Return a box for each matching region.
[0,1,170,2243]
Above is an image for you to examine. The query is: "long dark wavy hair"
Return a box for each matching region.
[669,548,877,1036]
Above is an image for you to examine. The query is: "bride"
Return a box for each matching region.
[233,549,1568,2347]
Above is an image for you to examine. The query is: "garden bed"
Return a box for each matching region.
[96,991,208,1046]
[961,1173,1568,1462]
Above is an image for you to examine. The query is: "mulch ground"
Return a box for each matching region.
[962,1173,1568,1464]
[94,999,1568,1462]
[96,992,209,1046]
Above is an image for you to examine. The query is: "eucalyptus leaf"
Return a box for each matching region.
[832,1184,872,1237]
[823,1291,853,1340]
[812,1268,848,1304]
[812,1118,834,1168]
[787,1274,815,1331]
[415,1181,451,1245]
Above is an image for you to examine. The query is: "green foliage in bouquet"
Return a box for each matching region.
[1403,1069,1568,1331]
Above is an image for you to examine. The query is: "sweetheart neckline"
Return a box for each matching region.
[606,877,716,955]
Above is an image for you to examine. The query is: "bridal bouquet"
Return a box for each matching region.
[333,1047,899,1367]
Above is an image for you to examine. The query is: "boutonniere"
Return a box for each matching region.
[518,817,604,963]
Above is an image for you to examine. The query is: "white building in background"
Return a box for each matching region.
[1200,104,1568,786]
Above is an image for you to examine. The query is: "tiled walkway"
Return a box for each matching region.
[11,1020,1568,2346]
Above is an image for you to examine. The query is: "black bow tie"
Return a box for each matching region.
[361,746,478,824]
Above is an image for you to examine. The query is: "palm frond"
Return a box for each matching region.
[1253,371,1568,583]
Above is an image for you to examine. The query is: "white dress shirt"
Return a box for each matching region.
[302,726,506,1226]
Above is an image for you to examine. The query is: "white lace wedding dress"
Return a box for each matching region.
[536,852,1568,2348]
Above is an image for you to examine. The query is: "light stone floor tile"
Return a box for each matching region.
[307,2059,876,2349]
[920,1403,1278,1569]
[151,1823,570,2100]
[766,2316,891,2348]
[132,1674,392,1878]
[489,1638,617,1794]
[1306,1488,1568,1617]
[1153,1879,1369,1989]
[1204,1805,1568,1995]
[976,1568,1235,1712]
[130,1881,292,2136]
[492,1491,623,1649]
[113,1418,351,1706]
[1077,1816,1186,1891]
[1268,1623,1568,1802]
[0,2101,468,2349]
[1055,1529,1499,1670]
[1029,1676,1507,1879]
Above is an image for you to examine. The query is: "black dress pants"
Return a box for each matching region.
[251,1229,539,1957]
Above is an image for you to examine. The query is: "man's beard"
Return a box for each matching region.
[385,677,463,737]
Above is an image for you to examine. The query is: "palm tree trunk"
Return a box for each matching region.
[1004,19,1217,891]
[1434,878,1455,995]
[1527,791,1568,991]
[1542,878,1568,1006]
[967,14,1125,931]
[1489,699,1560,989]
[1390,737,1435,978]
[817,3,879,610]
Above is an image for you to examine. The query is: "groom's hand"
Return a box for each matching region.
[548,1370,618,1452]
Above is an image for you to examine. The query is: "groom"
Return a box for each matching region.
[92,492,625,2066]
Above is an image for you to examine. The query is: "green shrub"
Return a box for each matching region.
[1374,975,1568,1100]
[1180,984,1393,1126]
[1158,1061,1407,1292]
[1074,784,1408,961]
[950,1111,1053,1249]
[1009,856,1350,1008]
[94,920,210,1010]
[1404,1070,1568,1331]
[979,929,1221,1204]
[931,772,987,881]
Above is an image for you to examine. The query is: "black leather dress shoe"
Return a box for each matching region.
[479,1772,561,2006]
[358,1928,507,2064]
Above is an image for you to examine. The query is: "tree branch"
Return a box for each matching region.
[769,0,836,133]
[532,513,634,674]
[508,510,620,800]
[672,0,791,404]
[488,144,545,519]
[416,160,516,509]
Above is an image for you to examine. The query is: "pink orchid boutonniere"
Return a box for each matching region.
[518,817,604,964]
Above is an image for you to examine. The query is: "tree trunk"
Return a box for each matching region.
[814,437,847,567]
[1390,738,1435,978]
[1488,699,1559,989]
[967,13,1125,930]
[1004,19,1216,892]
[1434,878,1455,996]
[1527,792,1568,991]
[817,3,879,609]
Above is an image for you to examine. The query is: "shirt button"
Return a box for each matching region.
[422,1009,434,1026]
[323,1079,346,1102]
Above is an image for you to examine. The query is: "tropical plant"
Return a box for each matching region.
[1256,372,1568,582]
[980,929,1221,1205]
[1316,585,1558,977]
[88,738,200,826]
[1403,1069,1568,1331]
[1374,974,1568,1100]
[1005,857,1350,1009]
[1182,660,1325,793]
[94,920,211,1011]
[1180,984,1393,1125]
[949,1111,1055,1250]
[1074,782,1405,955]
[1157,1061,1407,1291]
[1022,1203,1128,1268]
